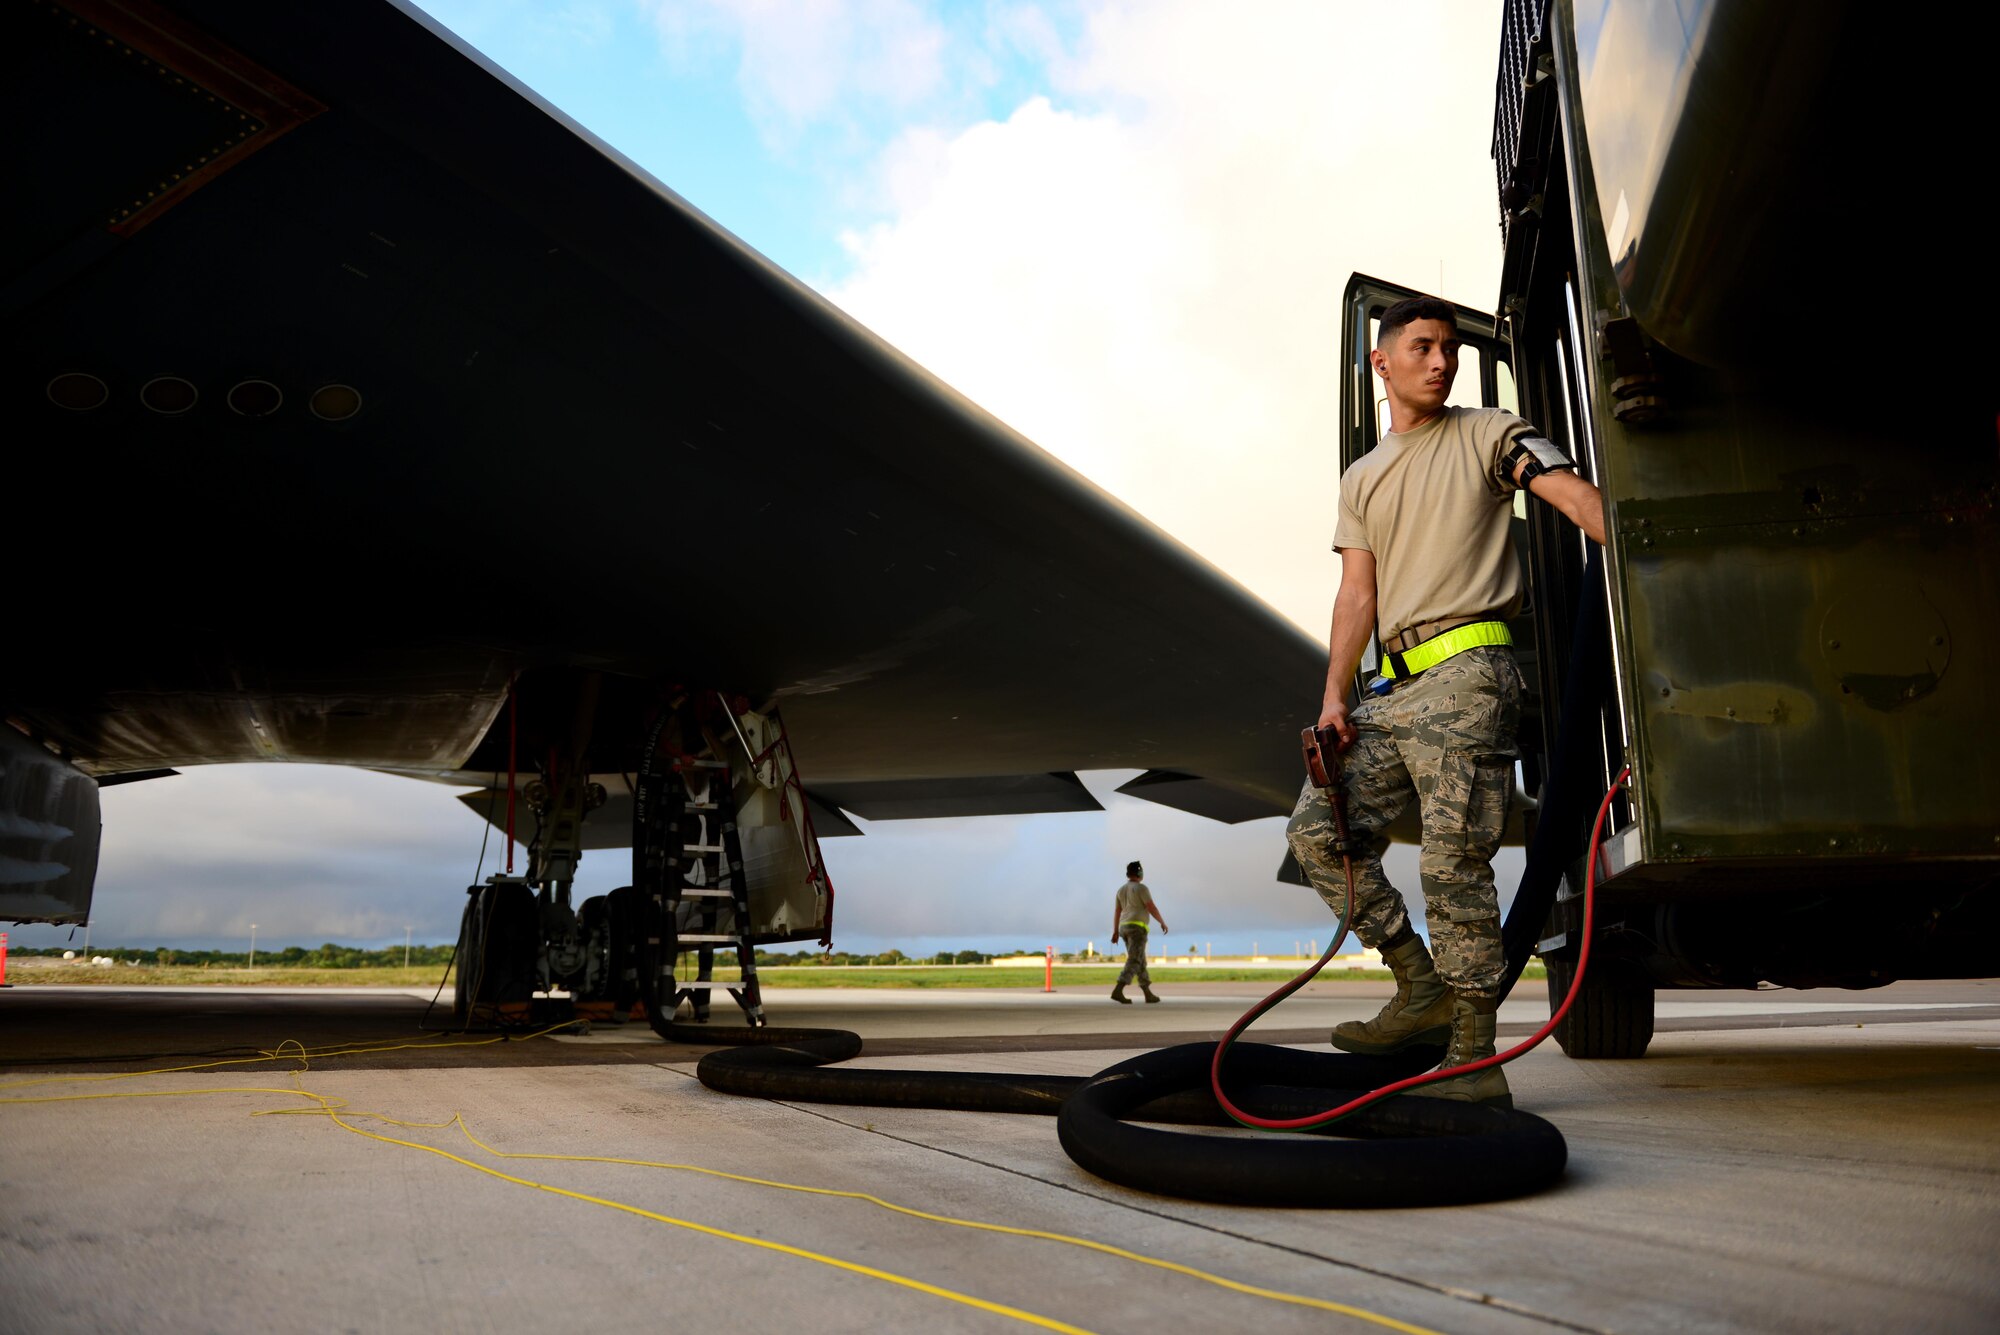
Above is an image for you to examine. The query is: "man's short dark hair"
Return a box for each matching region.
[1126,861,1143,878]
[1377,296,1457,348]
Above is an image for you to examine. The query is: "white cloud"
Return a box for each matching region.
[646,0,951,131]
[825,0,1506,633]
[981,1,1069,73]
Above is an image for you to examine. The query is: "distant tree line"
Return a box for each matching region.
[15,944,457,969]
[750,948,1046,967]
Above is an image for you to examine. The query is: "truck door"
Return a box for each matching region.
[1335,274,1546,776]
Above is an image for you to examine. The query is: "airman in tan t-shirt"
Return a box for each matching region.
[1285,297,1606,1108]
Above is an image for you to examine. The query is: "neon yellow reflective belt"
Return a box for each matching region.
[1379,619,1512,681]
[1122,920,1148,929]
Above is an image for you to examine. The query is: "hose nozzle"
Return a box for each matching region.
[1300,725,1342,791]
[1300,725,1357,856]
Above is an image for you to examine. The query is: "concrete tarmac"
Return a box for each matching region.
[3,979,1997,1333]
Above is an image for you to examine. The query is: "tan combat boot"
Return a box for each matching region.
[1410,993,1512,1108]
[1330,933,1453,1054]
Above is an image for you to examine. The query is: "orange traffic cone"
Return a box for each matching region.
[0,931,11,987]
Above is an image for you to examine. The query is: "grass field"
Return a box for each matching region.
[2,959,456,989]
[4,957,1545,989]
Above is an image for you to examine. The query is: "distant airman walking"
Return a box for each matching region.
[1110,861,1167,1003]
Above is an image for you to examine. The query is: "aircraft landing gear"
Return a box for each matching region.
[449,679,831,1033]
[519,766,608,996]
[572,884,645,1023]
[450,672,611,1029]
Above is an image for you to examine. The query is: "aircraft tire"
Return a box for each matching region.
[604,885,644,1011]
[450,894,480,1025]
[478,881,540,1008]
[1546,957,1655,1059]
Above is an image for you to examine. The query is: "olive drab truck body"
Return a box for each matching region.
[1339,0,1998,1056]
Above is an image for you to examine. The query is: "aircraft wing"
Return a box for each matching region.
[4,0,1324,862]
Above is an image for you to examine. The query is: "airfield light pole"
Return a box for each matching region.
[403,926,412,971]
[248,924,257,971]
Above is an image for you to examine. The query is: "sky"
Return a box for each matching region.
[11,0,1528,958]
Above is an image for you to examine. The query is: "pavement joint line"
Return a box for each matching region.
[738,1082,1611,1335]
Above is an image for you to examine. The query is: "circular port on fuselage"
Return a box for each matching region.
[47,372,110,411]
[308,383,362,421]
[140,376,199,415]
[227,379,284,416]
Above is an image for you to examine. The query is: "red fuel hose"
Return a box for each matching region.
[1210,766,1632,1131]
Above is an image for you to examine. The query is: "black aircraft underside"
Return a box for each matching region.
[2,0,1327,939]
[3,0,1323,802]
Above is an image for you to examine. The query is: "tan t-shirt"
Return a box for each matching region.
[1114,880,1154,928]
[1332,406,1533,645]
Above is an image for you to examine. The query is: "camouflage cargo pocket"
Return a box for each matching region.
[1428,749,1513,859]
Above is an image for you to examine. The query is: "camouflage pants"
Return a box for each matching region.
[1115,926,1152,989]
[1284,646,1521,999]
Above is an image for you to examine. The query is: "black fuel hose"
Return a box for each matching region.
[686,1021,1425,1124]
[674,554,1611,1207]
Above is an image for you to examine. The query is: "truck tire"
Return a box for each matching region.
[1546,956,1654,1058]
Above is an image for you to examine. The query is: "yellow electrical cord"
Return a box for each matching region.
[0,1034,1441,1335]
